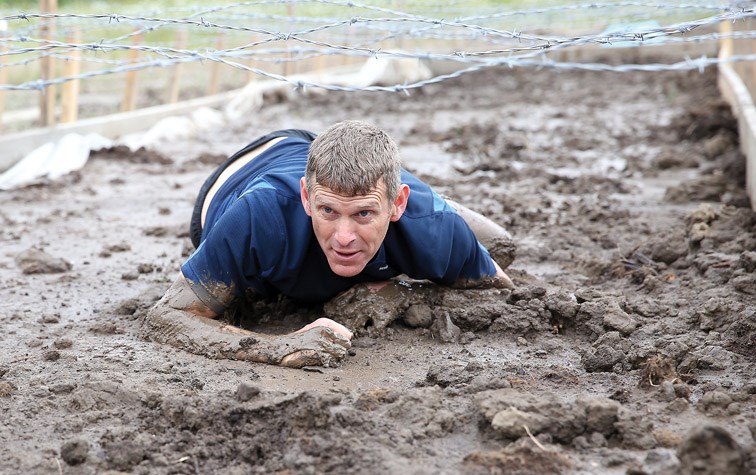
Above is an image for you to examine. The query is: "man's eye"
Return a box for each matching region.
[357,210,371,218]
[322,207,333,214]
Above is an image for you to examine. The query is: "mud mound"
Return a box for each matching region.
[92,145,174,165]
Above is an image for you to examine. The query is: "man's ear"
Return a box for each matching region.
[390,184,410,222]
[300,177,312,217]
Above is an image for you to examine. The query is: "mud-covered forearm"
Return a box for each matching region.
[158,273,227,318]
[140,302,245,358]
[141,300,350,367]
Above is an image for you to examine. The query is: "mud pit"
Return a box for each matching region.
[1,66,755,474]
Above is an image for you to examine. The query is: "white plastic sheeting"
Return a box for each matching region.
[0,56,430,190]
[0,133,112,190]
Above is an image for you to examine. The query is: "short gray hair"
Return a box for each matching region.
[306,120,401,202]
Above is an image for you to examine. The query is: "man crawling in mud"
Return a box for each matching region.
[143,120,513,368]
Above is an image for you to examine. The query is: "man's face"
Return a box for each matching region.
[300,177,409,277]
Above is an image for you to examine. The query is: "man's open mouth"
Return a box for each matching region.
[333,249,360,260]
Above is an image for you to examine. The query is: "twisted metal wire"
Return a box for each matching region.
[0,0,753,93]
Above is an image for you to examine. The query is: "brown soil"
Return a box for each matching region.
[1,66,754,474]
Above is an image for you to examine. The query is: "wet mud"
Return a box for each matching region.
[1,66,755,474]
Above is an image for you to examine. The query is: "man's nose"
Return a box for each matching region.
[334,219,356,246]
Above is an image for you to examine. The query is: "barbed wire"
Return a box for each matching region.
[2,6,749,45]
[3,27,755,74]
[3,7,752,58]
[0,0,753,94]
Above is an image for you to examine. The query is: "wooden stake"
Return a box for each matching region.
[60,30,81,123]
[314,43,325,78]
[166,29,188,104]
[207,32,225,95]
[247,34,259,83]
[284,3,295,77]
[121,33,142,112]
[719,19,732,59]
[39,0,58,126]
[0,45,7,132]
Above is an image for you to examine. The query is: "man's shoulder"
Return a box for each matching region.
[402,185,455,220]
[236,179,310,235]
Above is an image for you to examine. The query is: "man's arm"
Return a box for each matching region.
[445,198,515,289]
[491,259,515,289]
[140,272,352,368]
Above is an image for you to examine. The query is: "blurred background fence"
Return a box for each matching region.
[0,1,754,132]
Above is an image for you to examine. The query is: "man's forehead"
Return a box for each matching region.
[310,179,388,203]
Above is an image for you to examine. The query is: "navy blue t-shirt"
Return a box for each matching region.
[181,136,495,310]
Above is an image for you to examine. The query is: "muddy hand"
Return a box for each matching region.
[235,326,351,369]
[294,317,353,340]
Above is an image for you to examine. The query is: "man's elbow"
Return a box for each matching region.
[492,260,515,289]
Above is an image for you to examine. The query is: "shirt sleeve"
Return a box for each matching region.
[389,195,496,285]
[181,189,284,312]
[432,211,497,284]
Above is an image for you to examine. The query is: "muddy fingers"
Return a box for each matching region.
[237,327,351,368]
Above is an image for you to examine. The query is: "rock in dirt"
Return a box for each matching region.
[440,288,518,332]
[425,362,478,388]
[424,362,512,393]
[665,173,730,203]
[739,251,756,272]
[53,338,73,349]
[15,248,72,274]
[582,344,626,373]
[638,231,688,265]
[544,290,579,321]
[474,389,620,443]
[584,398,623,434]
[103,437,148,471]
[698,390,733,416]
[235,382,261,402]
[687,203,718,225]
[615,414,657,449]
[509,285,547,302]
[602,310,639,336]
[60,438,89,465]
[68,381,140,412]
[578,298,639,336]
[653,429,684,448]
[89,322,120,335]
[582,331,632,373]
[491,407,549,439]
[731,273,756,295]
[463,443,573,475]
[430,310,461,343]
[677,426,745,475]
[403,304,433,328]
[353,388,400,411]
